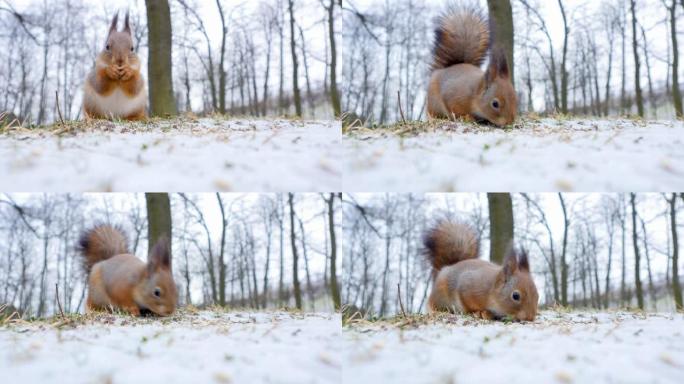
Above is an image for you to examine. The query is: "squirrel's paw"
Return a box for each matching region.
[105,66,120,80]
[120,68,134,82]
[126,306,141,316]
[472,310,493,320]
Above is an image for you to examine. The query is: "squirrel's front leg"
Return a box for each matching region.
[104,66,119,81]
[126,305,141,316]
[120,67,134,82]
[478,310,494,320]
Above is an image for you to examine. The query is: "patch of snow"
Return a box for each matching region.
[0,119,341,192]
[1,311,341,384]
[343,311,684,384]
[343,119,684,191]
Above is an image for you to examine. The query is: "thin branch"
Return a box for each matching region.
[55,283,65,319]
[0,1,39,42]
[397,283,407,318]
[397,91,406,125]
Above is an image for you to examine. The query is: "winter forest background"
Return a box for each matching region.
[0,193,341,318]
[343,0,683,125]
[0,0,341,126]
[343,193,684,318]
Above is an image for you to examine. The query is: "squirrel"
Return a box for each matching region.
[423,220,538,321]
[83,12,146,121]
[78,224,177,316]
[426,6,517,126]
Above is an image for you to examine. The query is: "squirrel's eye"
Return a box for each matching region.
[492,99,500,109]
[154,287,161,297]
[512,291,521,302]
[130,47,134,52]
[105,44,110,51]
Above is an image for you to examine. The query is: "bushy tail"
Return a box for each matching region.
[430,5,489,71]
[78,224,129,273]
[423,220,480,273]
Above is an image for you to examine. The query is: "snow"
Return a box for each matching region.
[0,118,342,192]
[343,119,684,192]
[0,311,341,384]
[343,310,684,384]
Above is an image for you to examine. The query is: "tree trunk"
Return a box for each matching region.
[629,0,644,117]
[620,2,627,114]
[262,17,273,116]
[216,0,228,114]
[630,193,644,309]
[487,0,514,84]
[328,0,341,117]
[559,193,569,306]
[297,217,314,308]
[145,0,177,116]
[278,0,285,114]
[620,198,627,305]
[298,26,314,115]
[262,207,273,308]
[278,197,285,305]
[487,193,514,264]
[328,193,340,310]
[604,209,615,308]
[145,193,172,256]
[558,0,569,113]
[638,25,654,116]
[604,24,614,116]
[288,193,302,309]
[670,194,682,310]
[287,0,302,117]
[216,193,227,306]
[640,217,655,306]
[670,0,683,117]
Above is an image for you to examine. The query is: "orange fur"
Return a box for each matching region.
[82,12,146,121]
[424,220,539,321]
[427,7,517,126]
[79,224,177,316]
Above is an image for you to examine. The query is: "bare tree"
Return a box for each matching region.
[630,193,644,309]
[669,194,682,310]
[145,0,177,116]
[488,193,513,264]
[288,193,302,309]
[287,0,302,116]
[629,0,644,117]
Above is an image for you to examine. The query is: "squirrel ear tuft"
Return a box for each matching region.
[486,46,510,83]
[123,12,131,35]
[108,13,119,36]
[148,235,171,272]
[518,247,530,272]
[502,242,518,279]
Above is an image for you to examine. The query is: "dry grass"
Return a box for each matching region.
[0,304,314,331]
[342,112,653,138]
[342,304,655,330]
[0,113,317,136]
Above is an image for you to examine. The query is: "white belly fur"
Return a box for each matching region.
[88,85,146,118]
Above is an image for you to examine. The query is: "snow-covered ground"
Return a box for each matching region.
[343,310,684,384]
[0,118,342,192]
[344,119,684,191]
[1,311,341,384]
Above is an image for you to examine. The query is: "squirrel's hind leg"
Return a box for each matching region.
[124,109,146,121]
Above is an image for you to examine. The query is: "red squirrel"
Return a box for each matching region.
[78,224,177,316]
[427,6,517,126]
[83,12,146,120]
[423,220,538,321]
